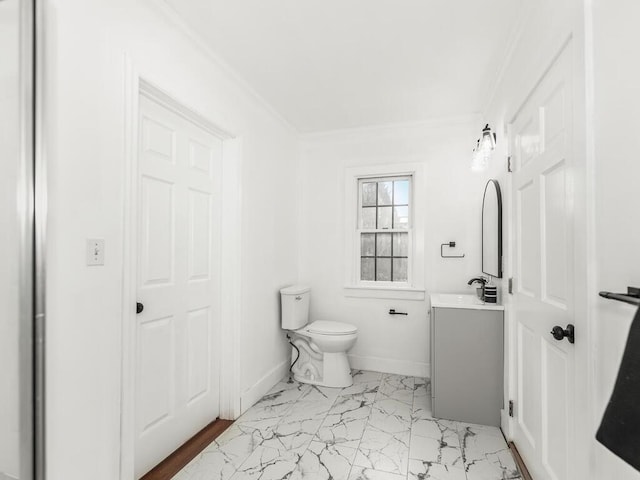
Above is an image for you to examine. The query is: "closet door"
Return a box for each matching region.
[134,94,223,478]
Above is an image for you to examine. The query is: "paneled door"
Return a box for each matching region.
[510,44,578,480]
[135,94,222,478]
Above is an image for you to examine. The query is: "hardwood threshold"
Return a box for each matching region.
[508,441,533,480]
[141,418,234,480]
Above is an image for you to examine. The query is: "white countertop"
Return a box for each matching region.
[430,293,505,311]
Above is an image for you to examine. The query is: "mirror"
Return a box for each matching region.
[482,179,503,278]
[1,0,37,478]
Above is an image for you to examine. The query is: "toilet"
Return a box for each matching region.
[280,285,357,388]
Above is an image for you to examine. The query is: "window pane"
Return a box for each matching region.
[362,182,377,206]
[377,206,392,229]
[376,258,391,281]
[361,206,376,229]
[377,233,391,256]
[377,181,393,206]
[361,233,375,256]
[393,258,408,282]
[393,206,409,229]
[393,233,409,257]
[361,258,375,281]
[394,180,409,205]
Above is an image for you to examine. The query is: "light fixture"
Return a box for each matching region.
[471,124,497,171]
[471,139,486,171]
[479,124,497,154]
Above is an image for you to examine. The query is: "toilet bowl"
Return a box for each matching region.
[280,286,357,388]
[292,321,357,387]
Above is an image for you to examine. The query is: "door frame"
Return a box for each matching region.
[119,58,243,479]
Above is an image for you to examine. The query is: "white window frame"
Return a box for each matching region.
[344,163,426,300]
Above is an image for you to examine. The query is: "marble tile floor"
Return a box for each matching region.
[173,370,522,480]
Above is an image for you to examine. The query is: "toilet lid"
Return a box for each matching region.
[307,320,357,335]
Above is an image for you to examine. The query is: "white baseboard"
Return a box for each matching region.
[348,354,430,378]
[240,359,290,414]
[501,409,514,440]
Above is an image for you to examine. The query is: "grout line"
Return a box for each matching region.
[230,379,312,474]
[345,373,382,479]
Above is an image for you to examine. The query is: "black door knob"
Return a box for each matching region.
[136,302,144,314]
[550,324,574,344]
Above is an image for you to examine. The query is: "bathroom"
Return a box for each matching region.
[2,0,640,479]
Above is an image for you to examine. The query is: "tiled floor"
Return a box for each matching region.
[173,371,522,480]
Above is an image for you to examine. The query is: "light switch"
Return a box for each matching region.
[86,239,105,266]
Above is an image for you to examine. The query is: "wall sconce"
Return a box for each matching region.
[472,124,497,171]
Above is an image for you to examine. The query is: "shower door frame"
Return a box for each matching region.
[14,0,46,478]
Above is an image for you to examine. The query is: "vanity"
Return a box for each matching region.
[430,293,504,427]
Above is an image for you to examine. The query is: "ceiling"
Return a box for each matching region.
[163,0,523,133]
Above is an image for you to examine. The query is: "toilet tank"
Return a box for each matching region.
[280,285,310,330]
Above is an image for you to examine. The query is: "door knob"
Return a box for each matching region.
[136,302,144,314]
[550,324,574,344]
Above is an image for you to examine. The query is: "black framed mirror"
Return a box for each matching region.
[482,179,503,278]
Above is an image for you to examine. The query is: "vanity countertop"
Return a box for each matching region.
[430,293,505,311]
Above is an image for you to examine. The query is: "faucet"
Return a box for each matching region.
[467,277,488,300]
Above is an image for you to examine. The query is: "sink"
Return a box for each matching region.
[430,293,504,311]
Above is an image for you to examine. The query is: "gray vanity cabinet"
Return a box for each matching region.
[431,307,504,427]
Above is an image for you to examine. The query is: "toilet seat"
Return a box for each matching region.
[306,320,357,336]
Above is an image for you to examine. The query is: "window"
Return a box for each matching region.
[344,163,424,300]
[358,176,411,283]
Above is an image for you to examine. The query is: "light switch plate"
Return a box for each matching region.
[86,239,105,266]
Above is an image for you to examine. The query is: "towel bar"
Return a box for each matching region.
[599,287,640,306]
[441,241,465,258]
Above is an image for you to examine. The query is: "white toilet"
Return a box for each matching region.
[280,285,357,388]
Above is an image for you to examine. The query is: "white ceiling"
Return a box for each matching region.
[163,0,523,133]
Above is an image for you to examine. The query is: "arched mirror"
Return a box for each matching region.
[482,179,503,278]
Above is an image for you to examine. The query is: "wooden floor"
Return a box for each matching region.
[141,418,234,480]
[509,441,533,480]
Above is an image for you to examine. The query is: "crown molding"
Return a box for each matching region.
[300,113,482,142]
[480,2,532,116]
[150,0,299,135]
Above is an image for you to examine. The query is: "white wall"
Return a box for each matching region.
[44,0,298,478]
[299,117,496,377]
[591,0,640,478]
[0,1,21,478]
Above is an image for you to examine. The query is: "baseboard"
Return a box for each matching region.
[240,359,290,414]
[348,354,430,378]
[500,409,511,438]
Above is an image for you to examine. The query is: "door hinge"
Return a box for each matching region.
[509,400,514,417]
[507,156,513,172]
[508,277,514,294]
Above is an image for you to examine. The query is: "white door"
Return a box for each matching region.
[135,94,222,478]
[510,45,578,480]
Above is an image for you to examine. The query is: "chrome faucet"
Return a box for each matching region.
[467,277,488,300]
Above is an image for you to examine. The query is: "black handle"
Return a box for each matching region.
[136,302,144,314]
[389,309,408,316]
[599,286,640,306]
[550,324,574,344]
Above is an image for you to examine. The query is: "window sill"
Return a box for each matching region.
[343,285,425,301]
